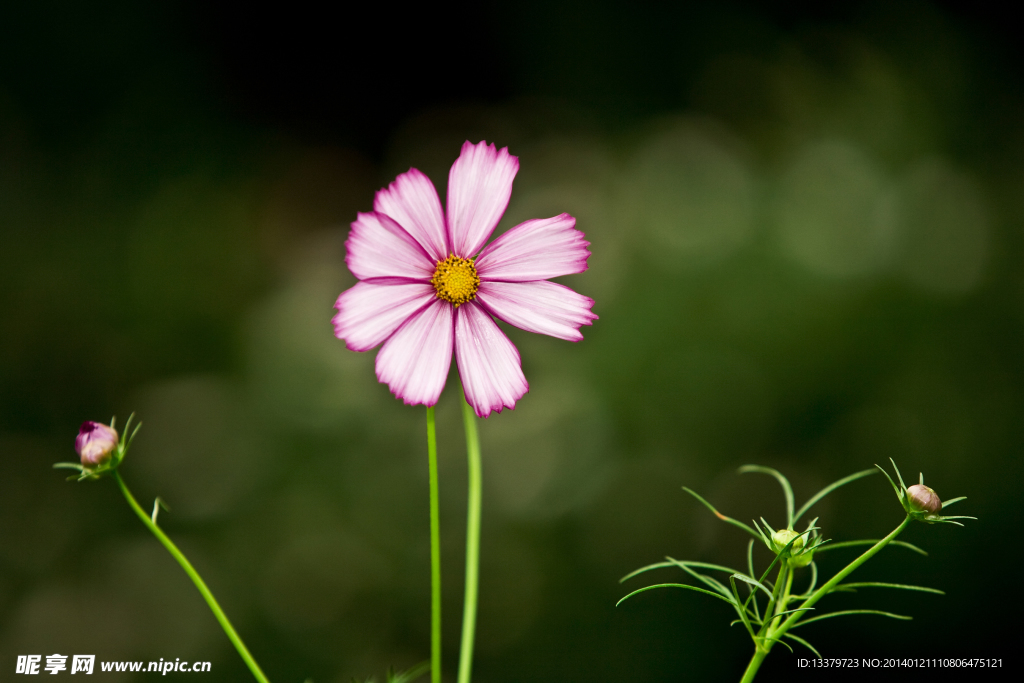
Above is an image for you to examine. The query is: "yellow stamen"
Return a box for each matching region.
[431,254,480,306]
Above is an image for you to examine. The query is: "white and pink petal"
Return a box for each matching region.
[447,141,519,258]
[454,302,528,417]
[375,298,454,407]
[474,213,590,281]
[373,168,449,261]
[476,280,597,342]
[345,211,435,281]
[333,281,436,352]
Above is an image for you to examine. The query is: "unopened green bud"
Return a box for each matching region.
[772,528,804,552]
[771,528,813,566]
[907,484,941,515]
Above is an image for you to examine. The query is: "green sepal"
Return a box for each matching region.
[889,458,909,493]
[751,518,773,551]
[875,463,905,505]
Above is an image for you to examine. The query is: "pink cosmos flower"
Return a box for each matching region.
[332,140,597,417]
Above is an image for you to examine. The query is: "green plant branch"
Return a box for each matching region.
[740,515,912,683]
[112,471,270,683]
[779,516,912,633]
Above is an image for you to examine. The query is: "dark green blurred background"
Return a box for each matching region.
[2,1,1021,681]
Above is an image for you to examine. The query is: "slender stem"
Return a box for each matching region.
[426,407,442,683]
[759,563,787,640]
[112,471,270,683]
[457,399,482,683]
[739,649,768,683]
[779,567,794,614]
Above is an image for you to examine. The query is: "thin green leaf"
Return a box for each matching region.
[794,561,819,599]
[784,633,822,659]
[785,527,819,553]
[682,487,761,539]
[731,573,774,601]
[831,582,944,595]
[389,662,430,683]
[729,576,758,640]
[751,519,772,549]
[931,519,964,526]
[766,607,814,624]
[151,496,170,525]
[616,583,738,608]
[814,539,927,556]
[665,557,733,600]
[619,560,740,583]
[941,496,967,509]
[768,637,794,654]
[755,546,785,585]
[793,469,876,524]
[759,517,777,537]
[739,465,795,528]
[805,537,831,553]
[792,609,912,628]
[746,540,755,585]
[126,420,142,449]
[937,515,976,521]
[53,462,85,471]
[889,458,908,491]
[875,464,903,498]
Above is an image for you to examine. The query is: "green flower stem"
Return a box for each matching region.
[112,471,270,683]
[426,407,442,683]
[741,515,913,683]
[457,399,482,683]
[778,566,794,617]
[759,563,787,641]
[739,649,768,683]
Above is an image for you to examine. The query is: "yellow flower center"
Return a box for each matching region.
[431,254,480,306]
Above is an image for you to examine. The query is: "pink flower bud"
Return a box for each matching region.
[907,484,942,515]
[75,421,119,467]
